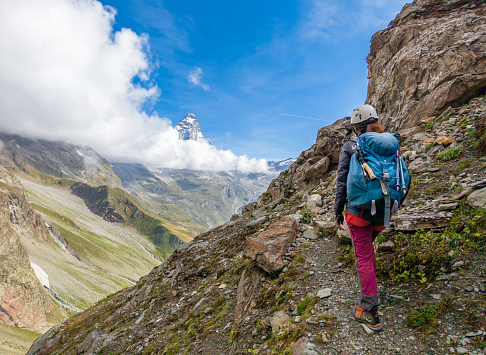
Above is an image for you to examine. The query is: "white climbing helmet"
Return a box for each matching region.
[350,104,379,124]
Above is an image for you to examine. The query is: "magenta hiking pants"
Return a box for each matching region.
[346,220,380,311]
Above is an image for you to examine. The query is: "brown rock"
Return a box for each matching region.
[377,240,395,252]
[234,266,263,322]
[436,136,455,146]
[366,1,486,132]
[476,112,486,153]
[243,216,299,273]
[421,117,436,124]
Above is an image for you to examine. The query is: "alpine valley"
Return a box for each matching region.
[0,115,292,354]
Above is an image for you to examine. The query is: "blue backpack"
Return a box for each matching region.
[346,132,410,227]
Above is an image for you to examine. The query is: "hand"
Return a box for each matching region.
[335,213,345,230]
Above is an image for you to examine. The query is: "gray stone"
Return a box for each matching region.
[317,288,332,298]
[306,194,323,209]
[314,220,337,238]
[438,203,459,211]
[377,240,395,252]
[77,331,100,354]
[296,238,307,243]
[303,229,318,240]
[468,187,486,209]
[470,179,486,189]
[408,156,431,171]
[452,260,464,269]
[245,216,268,228]
[291,337,319,355]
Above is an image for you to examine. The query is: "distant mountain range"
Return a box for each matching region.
[268,158,297,171]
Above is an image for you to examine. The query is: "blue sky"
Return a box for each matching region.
[0,0,409,171]
[102,0,409,160]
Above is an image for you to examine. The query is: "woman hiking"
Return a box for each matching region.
[334,104,387,332]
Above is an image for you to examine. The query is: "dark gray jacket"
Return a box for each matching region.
[334,140,356,215]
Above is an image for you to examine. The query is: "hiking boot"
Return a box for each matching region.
[353,305,383,331]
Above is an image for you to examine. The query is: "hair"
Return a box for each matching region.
[366,122,385,133]
[354,121,385,136]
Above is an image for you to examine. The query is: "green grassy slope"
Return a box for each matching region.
[70,182,192,258]
[18,177,162,311]
[0,323,41,355]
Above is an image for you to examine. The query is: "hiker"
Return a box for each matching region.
[334,104,390,332]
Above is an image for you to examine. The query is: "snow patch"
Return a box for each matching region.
[30,261,49,289]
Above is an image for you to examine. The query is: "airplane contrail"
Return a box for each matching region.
[279,113,326,121]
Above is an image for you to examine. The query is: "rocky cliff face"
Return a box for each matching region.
[0,167,60,332]
[366,0,486,131]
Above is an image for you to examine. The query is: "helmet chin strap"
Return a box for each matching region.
[353,125,364,137]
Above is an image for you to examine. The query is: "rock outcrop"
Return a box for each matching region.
[260,117,351,205]
[366,0,486,131]
[0,167,58,332]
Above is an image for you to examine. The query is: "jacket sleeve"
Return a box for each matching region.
[334,141,354,215]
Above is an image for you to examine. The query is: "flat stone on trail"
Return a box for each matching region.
[303,229,318,240]
[317,288,332,298]
[291,337,319,355]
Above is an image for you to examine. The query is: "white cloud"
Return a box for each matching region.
[0,0,266,173]
[187,67,210,91]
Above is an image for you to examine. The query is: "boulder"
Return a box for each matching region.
[392,211,453,231]
[314,220,337,238]
[306,194,322,209]
[243,216,299,273]
[366,1,486,132]
[467,187,486,209]
[436,136,455,146]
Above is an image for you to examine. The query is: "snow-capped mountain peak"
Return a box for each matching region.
[268,158,296,172]
[175,113,206,142]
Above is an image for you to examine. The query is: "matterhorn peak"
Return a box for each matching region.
[174,113,206,142]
